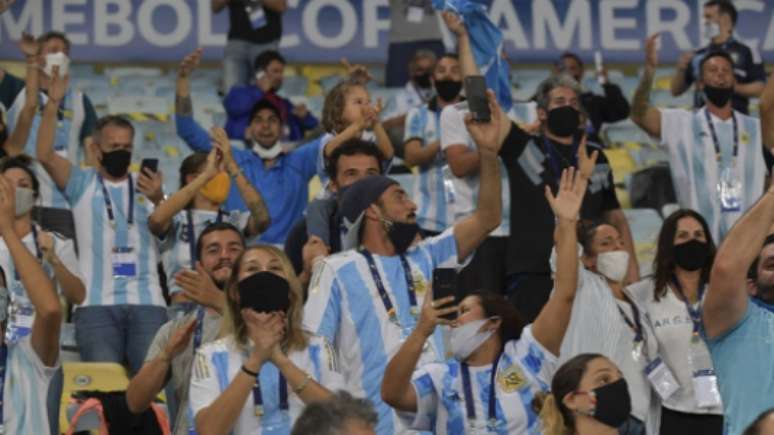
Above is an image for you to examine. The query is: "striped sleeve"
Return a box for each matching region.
[420,227,469,269]
[404,107,424,143]
[188,346,221,420]
[303,260,342,344]
[506,326,558,386]
[402,365,441,431]
[307,334,345,392]
[63,166,95,205]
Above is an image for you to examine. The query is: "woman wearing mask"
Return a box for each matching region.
[534,353,633,435]
[559,221,658,435]
[189,245,341,435]
[148,127,270,316]
[626,210,723,434]
[381,167,587,434]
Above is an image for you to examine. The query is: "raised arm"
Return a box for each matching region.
[631,34,662,139]
[211,127,271,237]
[759,70,774,150]
[147,148,220,237]
[453,90,504,261]
[670,52,693,97]
[4,33,39,156]
[175,49,215,153]
[735,81,765,98]
[532,167,591,356]
[442,11,478,78]
[36,67,72,191]
[0,177,60,366]
[704,185,774,338]
[382,293,456,412]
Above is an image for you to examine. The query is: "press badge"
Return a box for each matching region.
[442,165,456,204]
[112,246,138,278]
[644,357,679,401]
[692,369,722,408]
[718,166,742,212]
[6,301,34,344]
[247,3,267,29]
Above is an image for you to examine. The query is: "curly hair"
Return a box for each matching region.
[322,80,366,133]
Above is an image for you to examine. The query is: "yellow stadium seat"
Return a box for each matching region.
[300,65,349,96]
[615,187,631,209]
[605,148,638,185]
[308,175,322,201]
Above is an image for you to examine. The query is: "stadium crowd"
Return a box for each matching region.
[1,0,774,434]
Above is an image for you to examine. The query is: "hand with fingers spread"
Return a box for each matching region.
[18,32,39,58]
[0,176,16,234]
[174,262,226,312]
[243,310,285,366]
[361,99,382,129]
[465,90,504,154]
[178,48,203,79]
[415,292,458,339]
[575,134,599,181]
[545,167,587,223]
[137,167,164,204]
[160,319,197,363]
[441,10,466,37]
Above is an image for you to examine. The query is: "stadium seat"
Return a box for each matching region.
[107,95,171,121]
[624,208,663,277]
[661,203,680,218]
[105,66,164,79]
[59,362,130,431]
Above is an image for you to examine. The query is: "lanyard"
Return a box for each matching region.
[14,225,42,282]
[185,209,225,269]
[703,108,738,164]
[671,277,706,339]
[359,250,418,324]
[98,175,134,227]
[252,370,288,416]
[460,354,500,426]
[0,344,6,429]
[192,307,206,351]
[616,296,644,344]
[542,136,580,183]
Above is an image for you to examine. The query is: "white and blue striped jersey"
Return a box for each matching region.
[188,334,344,435]
[3,335,60,435]
[440,103,519,237]
[404,103,452,232]
[660,107,764,241]
[5,88,87,209]
[405,326,556,435]
[64,167,165,307]
[0,228,81,307]
[160,209,248,296]
[303,228,468,435]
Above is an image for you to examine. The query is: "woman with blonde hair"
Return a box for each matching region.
[534,353,632,435]
[189,245,341,435]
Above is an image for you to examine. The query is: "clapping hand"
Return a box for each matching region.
[160,319,197,363]
[0,176,15,233]
[243,310,285,364]
[18,32,39,58]
[175,262,226,312]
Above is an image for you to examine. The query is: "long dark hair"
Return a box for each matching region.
[652,209,716,301]
[533,353,606,435]
[467,290,525,347]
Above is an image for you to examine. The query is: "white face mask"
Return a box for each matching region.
[595,250,630,283]
[14,186,35,217]
[704,21,721,40]
[251,140,283,160]
[449,318,497,361]
[43,52,70,77]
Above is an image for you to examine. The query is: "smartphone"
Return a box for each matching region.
[432,268,458,320]
[140,158,159,174]
[464,76,490,122]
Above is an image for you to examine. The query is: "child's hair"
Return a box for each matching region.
[322,80,366,133]
[532,353,606,435]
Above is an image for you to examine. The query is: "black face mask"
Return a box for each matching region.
[586,378,632,428]
[237,271,291,314]
[704,84,734,107]
[383,219,420,254]
[434,80,462,102]
[414,72,432,89]
[673,239,710,272]
[100,149,132,178]
[546,105,581,138]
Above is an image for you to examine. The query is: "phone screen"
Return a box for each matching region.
[432,268,458,320]
[140,158,159,174]
[464,76,491,122]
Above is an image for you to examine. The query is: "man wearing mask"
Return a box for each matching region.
[632,35,766,241]
[304,90,505,435]
[382,50,437,131]
[127,222,245,435]
[0,31,98,211]
[555,51,630,146]
[176,49,326,244]
[36,69,167,374]
[670,0,765,115]
[702,182,774,435]
[223,49,318,142]
[402,53,463,236]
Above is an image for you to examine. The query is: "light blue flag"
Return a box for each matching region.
[433,0,513,111]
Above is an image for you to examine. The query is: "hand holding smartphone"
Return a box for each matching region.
[464,76,491,123]
[432,268,459,321]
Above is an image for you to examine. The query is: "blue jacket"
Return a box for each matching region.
[223,85,318,141]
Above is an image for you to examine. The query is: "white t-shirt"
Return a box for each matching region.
[64,168,165,307]
[660,107,764,241]
[627,279,723,415]
[405,326,556,434]
[189,334,343,435]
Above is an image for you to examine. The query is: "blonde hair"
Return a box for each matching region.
[220,245,308,352]
[533,392,571,435]
[322,80,367,133]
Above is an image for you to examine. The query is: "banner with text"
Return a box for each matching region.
[1,0,773,64]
